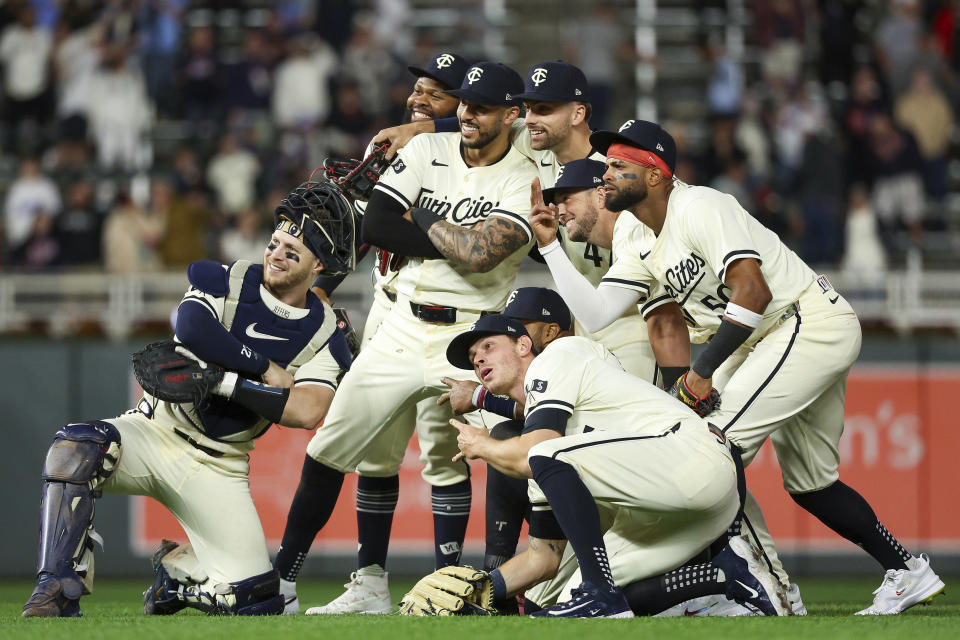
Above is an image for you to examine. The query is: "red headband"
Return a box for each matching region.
[607,142,673,178]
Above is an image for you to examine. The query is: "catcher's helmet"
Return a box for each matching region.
[274,177,357,276]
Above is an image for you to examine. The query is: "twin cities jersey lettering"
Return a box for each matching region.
[603,181,817,342]
[521,336,696,438]
[373,132,537,311]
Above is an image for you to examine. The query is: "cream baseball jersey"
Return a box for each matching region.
[373,132,537,311]
[603,181,817,342]
[521,336,696,437]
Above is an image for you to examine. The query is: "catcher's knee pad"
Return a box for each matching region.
[36,421,121,599]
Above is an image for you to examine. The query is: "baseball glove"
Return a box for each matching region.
[669,372,721,418]
[132,339,224,406]
[322,143,390,202]
[398,566,496,616]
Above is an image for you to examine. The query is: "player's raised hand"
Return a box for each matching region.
[528,177,559,248]
[438,376,481,415]
[372,120,435,159]
[450,418,491,462]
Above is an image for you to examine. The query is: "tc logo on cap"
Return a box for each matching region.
[467,67,484,84]
[436,54,455,69]
[531,67,549,87]
[619,119,635,132]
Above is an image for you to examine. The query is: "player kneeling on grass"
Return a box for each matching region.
[400,315,792,618]
[22,177,357,618]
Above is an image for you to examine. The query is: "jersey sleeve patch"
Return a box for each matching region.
[187,260,229,296]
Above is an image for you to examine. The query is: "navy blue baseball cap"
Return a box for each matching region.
[446,314,531,370]
[504,287,572,331]
[445,62,523,106]
[408,52,469,90]
[514,61,591,103]
[541,159,606,205]
[590,119,678,175]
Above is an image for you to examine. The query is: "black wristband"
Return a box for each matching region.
[231,378,291,423]
[660,366,690,389]
[410,207,443,233]
[692,319,753,379]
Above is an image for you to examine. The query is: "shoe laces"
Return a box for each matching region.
[873,568,905,596]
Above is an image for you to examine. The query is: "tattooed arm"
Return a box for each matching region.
[410,208,531,273]
[495,536,568,596]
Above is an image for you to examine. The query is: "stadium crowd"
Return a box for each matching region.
[0,0,957,277]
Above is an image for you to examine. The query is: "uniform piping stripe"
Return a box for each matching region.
[542,423,681,458]
[641,293,673,315]
[718,250,761,281]
[294,378,336,390]
[721,310,801,434]
[742,512,777,574]
[181,296,218,317]
[374,182,412,208]
[529,400,574,413]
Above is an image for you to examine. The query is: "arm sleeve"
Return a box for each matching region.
[541,242,640,332]
[175,298,269,377]
[434,116,459,133]
[360,190,443,257]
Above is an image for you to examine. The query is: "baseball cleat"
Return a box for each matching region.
[280,578,299,615]
[305,571,392,614]
[529,581,634,618]
[22,574,82,618]
[855,554,945,615]
[653,594,756,617]
[787,582,808,616]
[713,535,791,616]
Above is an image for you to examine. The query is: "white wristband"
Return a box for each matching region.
[538,239,562,255]
[723,302,763,328]
[214,371,239,398]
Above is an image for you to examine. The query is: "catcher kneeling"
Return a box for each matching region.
[22,175,359,618]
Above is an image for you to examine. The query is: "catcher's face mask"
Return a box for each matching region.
[274,176,357,276]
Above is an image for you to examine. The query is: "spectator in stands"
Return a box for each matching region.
[754,0,805,87]
[341,14,396,115]
[178,25,221,136]
[793,127,844,265]
[12,207,60,270]
[841,183,887,290]
[0,5,54,150]
[84,41,153,171]
[699,34,743,119]
[874,0,924,95]
[220,206,270,263]
[170,146,204,195]
[894,67,954,200]
[866,112,926,247]
[223,29,274,125]
[4,157,62,258]
[156,178,207,268]
[139,0,185,117]
[272,32,338,131]
[772,81,828,190]
[817,0,859,88]
[843,66,890,188]
[326,79,374,157]
[53,16,100,141]
[101,191,165,274]
[55,180,103,267]
[734,90,772,182]
[206,134,261,218]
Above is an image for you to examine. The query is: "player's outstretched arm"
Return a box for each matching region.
[372,120,435,159]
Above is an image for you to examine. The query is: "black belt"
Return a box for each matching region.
[174,429,224,458]
[409,302,491,324]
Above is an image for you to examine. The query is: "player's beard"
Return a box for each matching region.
[461,119,503,149]
[564,205,599,243]
[604,179,648,212]
[263,259,314,298]
[530,119,572,151]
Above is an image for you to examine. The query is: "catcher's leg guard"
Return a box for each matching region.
[227,570,285,616]
[24,421,121,618]
[143,540,191,615]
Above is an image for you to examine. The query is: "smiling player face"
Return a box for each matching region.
[554,187,601,243]
[457,100,508,149]
[405,76,460,123]
[523,101,577,151]
[262,230,321,295]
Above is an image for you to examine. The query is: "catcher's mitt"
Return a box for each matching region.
[132,339,224,406]
[322,143,390,202]
[398,566,496,616]
[669,372,721,418]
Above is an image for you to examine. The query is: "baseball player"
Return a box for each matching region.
[21,179,356,618]
[291,52,475,616]
[273,61,539,613]
[534,119,946,615]
[444,315,789,618]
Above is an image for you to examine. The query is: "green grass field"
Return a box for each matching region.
[3,577,957,640]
